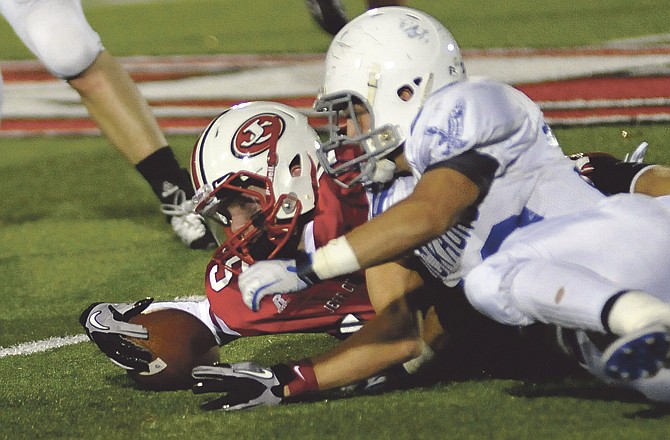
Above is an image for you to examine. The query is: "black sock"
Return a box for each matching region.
[600,290,629,334]
[135,146,195,204]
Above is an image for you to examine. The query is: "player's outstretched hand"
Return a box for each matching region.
[79,298,154,372]
[192,362,289,410]
[193,360,319,410]
[239,256,315,311]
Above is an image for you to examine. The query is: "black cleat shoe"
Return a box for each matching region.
[305,0,348,35]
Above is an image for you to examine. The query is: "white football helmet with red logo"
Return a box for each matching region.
[190,101,320,268]
[314,7,466,187]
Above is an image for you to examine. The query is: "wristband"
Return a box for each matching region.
[284,359,319,397]
[310,236,361,280]
[587,157,651,195]
[295,251,321,285]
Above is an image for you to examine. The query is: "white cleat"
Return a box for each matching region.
[623,141,649,163]
[161,189,216,249]
[601,325,670,381]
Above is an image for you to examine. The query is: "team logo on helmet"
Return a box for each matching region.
[231,113,285,158]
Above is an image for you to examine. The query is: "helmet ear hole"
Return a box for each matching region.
[289,154,302,177]
[397,85,415,102]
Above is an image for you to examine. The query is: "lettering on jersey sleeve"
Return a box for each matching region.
[424,100,467,161]
[415,223,472,284]
[272,294,290,313]
[542,123,560,149]
[324,279,357,314]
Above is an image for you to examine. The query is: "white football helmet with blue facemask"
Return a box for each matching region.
[314,6,466,187]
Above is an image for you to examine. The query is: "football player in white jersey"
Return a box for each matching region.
[0,0,214,248]
[191,7,670,410]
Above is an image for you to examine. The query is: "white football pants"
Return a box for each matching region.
[1,0,102,78]
[464,193,670,332]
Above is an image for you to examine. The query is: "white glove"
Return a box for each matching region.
[239,259,311,312]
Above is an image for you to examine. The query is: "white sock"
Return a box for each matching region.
[607,290,670,335]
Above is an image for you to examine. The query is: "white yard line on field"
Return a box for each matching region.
[0,296,206,359]
[0,334,88,359]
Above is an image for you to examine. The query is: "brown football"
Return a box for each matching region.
[126,308,220,391]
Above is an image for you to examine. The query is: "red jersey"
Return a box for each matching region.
[205,175,373,340]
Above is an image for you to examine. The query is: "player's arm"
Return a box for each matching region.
[344,166,480,269]
[192,285,428,410]
[238,166,480,311]
[365,258,425,312]
[309,288,425,391]
[633,165,670,196]
[306,143,500,284]
[349,259,450,380]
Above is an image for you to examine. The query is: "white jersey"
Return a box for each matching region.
[367,175,417,220]
[391,78,670,400]
[400,78,605,286]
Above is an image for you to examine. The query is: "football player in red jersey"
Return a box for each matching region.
[80,101,376,390]
[191,101,373,342]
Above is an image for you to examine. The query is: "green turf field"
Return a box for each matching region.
[2,1,670,439]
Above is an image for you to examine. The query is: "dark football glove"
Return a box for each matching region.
[79,298,154,372]
[192,362,288,410]
[569,150,651,195]
[192,360,319,411]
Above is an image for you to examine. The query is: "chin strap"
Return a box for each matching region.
[371,158,397,184]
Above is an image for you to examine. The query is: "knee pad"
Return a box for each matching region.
[22,0,103,78]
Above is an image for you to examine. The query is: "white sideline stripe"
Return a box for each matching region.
[538,97,670,110]
[0,334,88,359]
